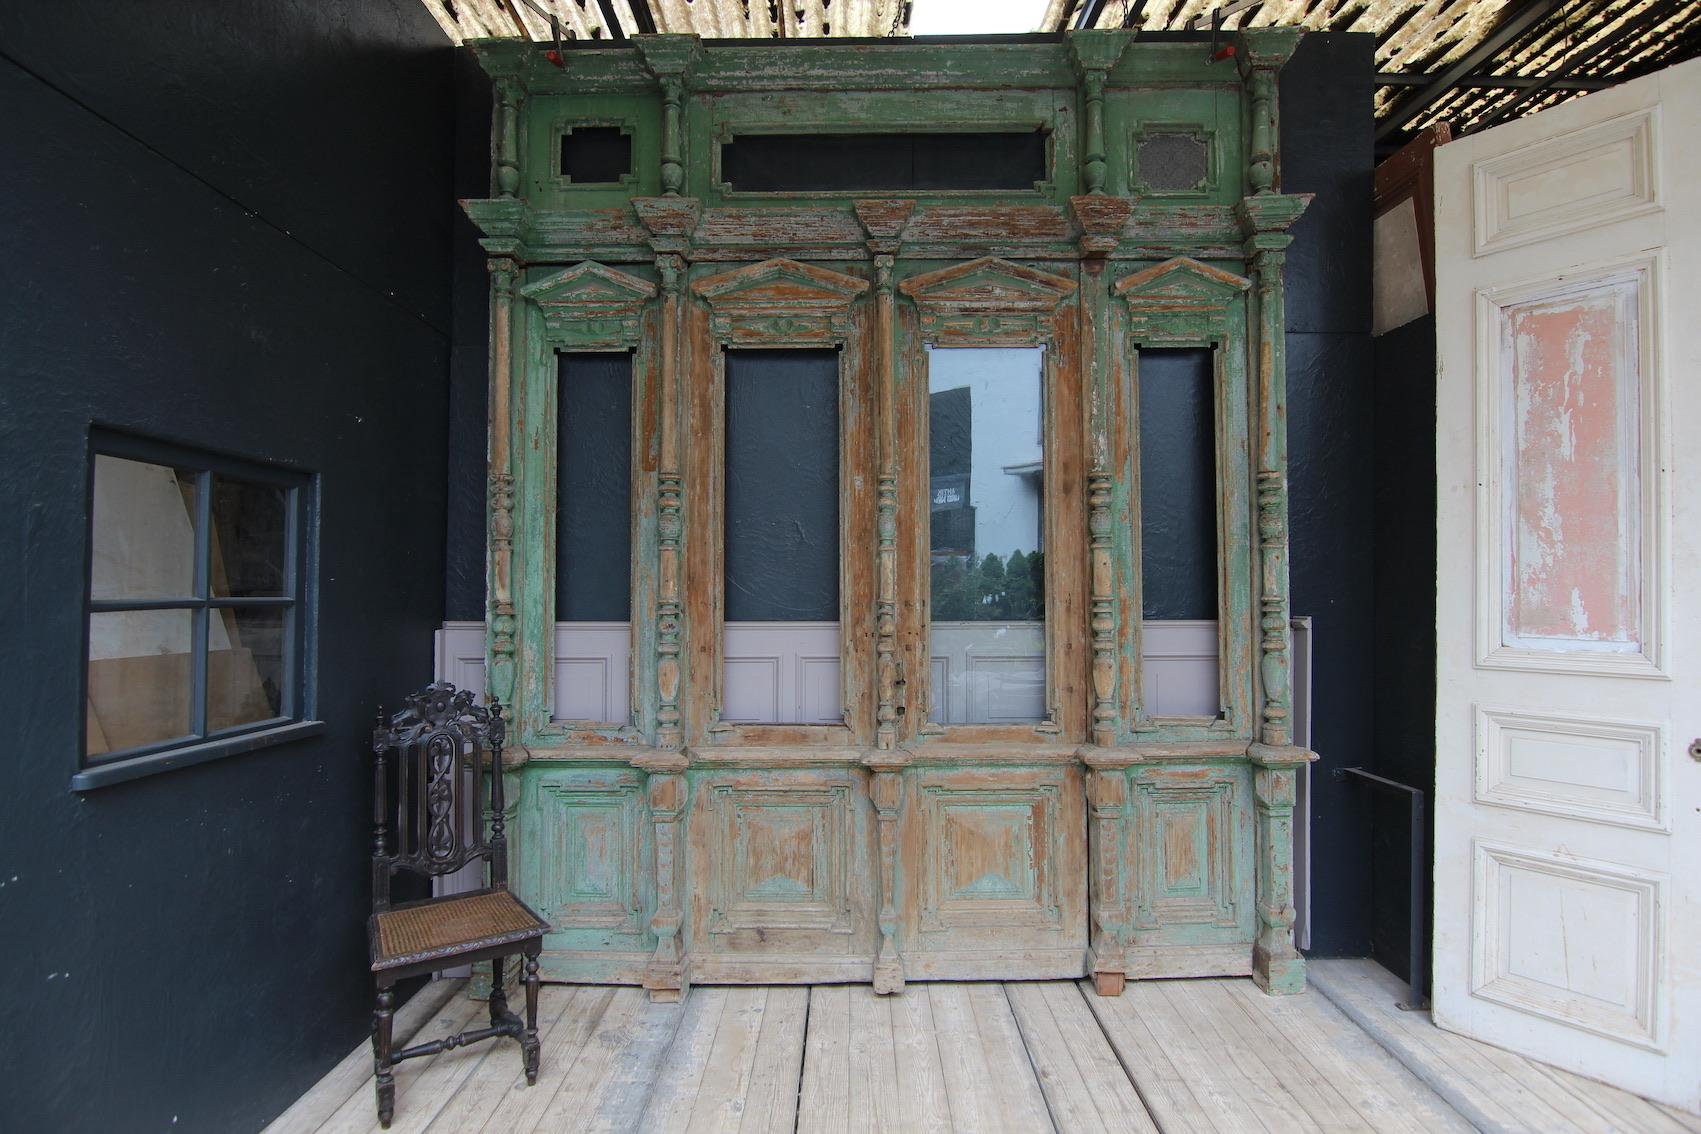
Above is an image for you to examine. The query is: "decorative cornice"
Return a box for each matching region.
[1066,29,1136,80]
[1070,194,1137,258]
[852,199,917,255]
[900,256,1077,311]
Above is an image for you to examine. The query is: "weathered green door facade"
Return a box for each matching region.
[464,30,1313,1001]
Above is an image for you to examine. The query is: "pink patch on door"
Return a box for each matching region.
[1507,283,1640,647]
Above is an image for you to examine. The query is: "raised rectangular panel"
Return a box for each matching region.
[965,654,1047,722]
[797,655,841,724]
[920,783,1061,931]
[1475,257,1664,676]
[928,657,950,722]
[554,657,611,721]
[1131,768,1244,931]
[723,621,842,724]
[524,772,647,946]
[433,621,488,698]
[1472,842,1663,1049]
[722,656,780,722]
[707,784,853,936]
[1476,706,1665,830]
[550,622,631,725]
[1473,109,1660,256]
[1139,620,1220,718]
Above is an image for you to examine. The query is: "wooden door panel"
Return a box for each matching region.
[686,770,877,973]
[1129,765,1255,944]
[900,765,1088,978]
[519,767,654,981]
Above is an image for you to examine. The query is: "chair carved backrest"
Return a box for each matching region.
[370,683,507,911]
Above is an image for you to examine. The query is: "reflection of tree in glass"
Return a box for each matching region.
[931,550,1044,621]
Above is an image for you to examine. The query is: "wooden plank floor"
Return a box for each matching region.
[268,970,1700,1134]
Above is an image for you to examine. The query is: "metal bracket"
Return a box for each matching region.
[1333,765,1429,1012]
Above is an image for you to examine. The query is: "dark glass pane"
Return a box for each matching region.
[90,455,197,600]
[556,353,633,621]
[721,132,1047,193]
[927,348,1046,725]
[207,606,286,732]
[1139,348,1218,619]
[724,349,839,621]
[86,609,194,755]
[560,126,632,184]
[210,475,289,597]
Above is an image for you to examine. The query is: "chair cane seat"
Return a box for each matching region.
[369,889,548,972]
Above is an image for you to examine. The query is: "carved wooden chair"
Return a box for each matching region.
[367,683,547,1128]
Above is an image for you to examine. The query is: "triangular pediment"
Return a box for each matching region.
[1114,257,1250,302]
[520,261,657,307]
[693,258,869,310]
[900,257,1077,315]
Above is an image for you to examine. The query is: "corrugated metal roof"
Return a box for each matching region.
[421,0,1701,145]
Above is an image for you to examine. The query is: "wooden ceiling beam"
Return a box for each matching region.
[1375,71,1615,90]
[1375,0,1566,141]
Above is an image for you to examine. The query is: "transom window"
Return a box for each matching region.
[78,431,316,788]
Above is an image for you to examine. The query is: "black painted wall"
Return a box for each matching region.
[0,4,455,1131]
[1281,32,1377,958]
[443,34,1378,954]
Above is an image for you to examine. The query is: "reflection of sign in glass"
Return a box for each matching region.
[930,473,970,512]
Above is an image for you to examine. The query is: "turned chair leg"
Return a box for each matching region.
[523,951,541,1085]
[488,956,510,1027]
[373,985,396,1129]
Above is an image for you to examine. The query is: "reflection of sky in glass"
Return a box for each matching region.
[928,347,1043,565]
[908,0,1045,36]
[927,347,1047,724]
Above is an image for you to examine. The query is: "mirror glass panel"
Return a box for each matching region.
[926,346,1046,725]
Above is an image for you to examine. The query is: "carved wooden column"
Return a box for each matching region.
[494,80,520,199]
[486,256,519,721]
[854,200,914,752]
[655,253,685,750]
[638,36,699,198]
[635,198,701,749]
[637,753,689,1001]
[1071,195,1132,748]
[865,753,908,993]
[1084,753,1135,995]
[1237,28,1313,995]
[1067,31,1132,197]
[1250,757,1305,992]
[659,77,684,197]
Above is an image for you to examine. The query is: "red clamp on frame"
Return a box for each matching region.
[1192,0,1262,64]
[514,0,570,67]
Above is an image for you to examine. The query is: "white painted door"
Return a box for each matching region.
[1433,57,1701,1111]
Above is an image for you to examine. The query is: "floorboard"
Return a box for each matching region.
[1311,958,1697,1134]
[271,968,1701,1134]
[1006,982,1157,1134]
[265,978,465,1134]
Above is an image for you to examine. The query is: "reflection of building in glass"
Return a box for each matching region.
[927,347,1044,568]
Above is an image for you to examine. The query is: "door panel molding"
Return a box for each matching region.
[1473,252,1667,678]
[1471,839,1664,1050]
[1474,704,1667,831]
[1472,108,1661,257]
